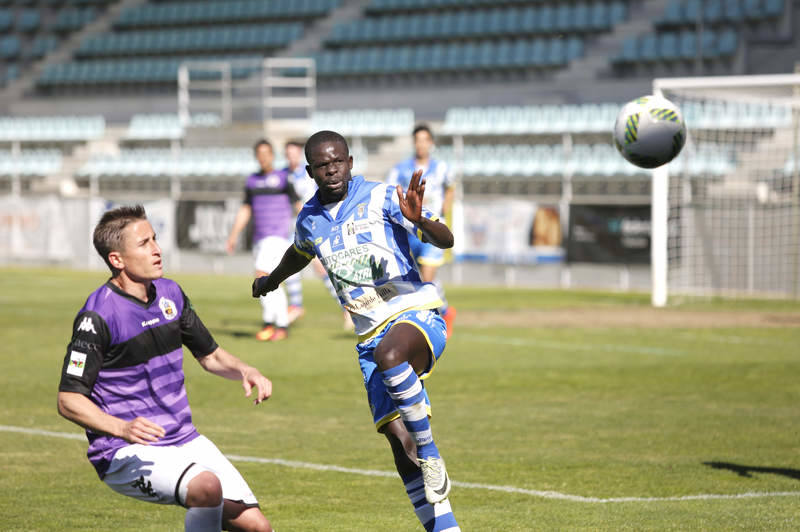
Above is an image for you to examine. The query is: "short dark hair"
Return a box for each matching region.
[93,204,147,273]
[253,138,273,154]
[304,130,349,163]
[413,123,433,140]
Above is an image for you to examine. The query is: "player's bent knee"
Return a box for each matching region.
[184,469,223,508]
[223,504,272,532]
[374,344,408,370]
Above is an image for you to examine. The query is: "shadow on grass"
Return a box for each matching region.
[704,461,800,481]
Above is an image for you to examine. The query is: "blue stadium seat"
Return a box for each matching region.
[742,0,764,19]
[590,2,610,30]
[704,0,724,22]
[700,29,718,57]
[763,0,784,16]
[684,0,702,23]
[0,9,11,32]
[609,1,627,25]
[573,3,590,31]
[723,0,743,21]
[17,9,40,32]
[0,35,19,59]
[639,33,658,61]
[717,28,738,55]
[656,0,683,27]
[660,32,679,60]
[613,36,639,63]
[678,30,697,59]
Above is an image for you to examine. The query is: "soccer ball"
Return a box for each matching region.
[613,95,687,169]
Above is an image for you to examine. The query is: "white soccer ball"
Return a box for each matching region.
[613,95,687,169]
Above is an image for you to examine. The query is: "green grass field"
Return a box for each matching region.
[2,266,800,531]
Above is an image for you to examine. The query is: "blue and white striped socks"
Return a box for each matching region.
[403,471,460,532]
[286,272,303,308]
[381,362,439,460]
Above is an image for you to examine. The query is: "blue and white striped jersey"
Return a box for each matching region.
[293,175,442,338]
[386,157,453,217]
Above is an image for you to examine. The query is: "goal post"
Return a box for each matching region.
[651,73,800,306]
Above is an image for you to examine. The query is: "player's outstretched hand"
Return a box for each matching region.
[241,367,272,405]
[121,416,166,445]
[397,169,425,224]
[252,275,274,298]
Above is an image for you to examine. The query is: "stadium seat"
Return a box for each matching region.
[639,33,659,61]
[613,36,639,63]
[678,30,697,59]
[17,9,40,32]
[702,0,722,21]
[660,32,679,60]
[763,0,784,16]
[723,0,744,22]
[717,28,738,55]
[656,0,683,27]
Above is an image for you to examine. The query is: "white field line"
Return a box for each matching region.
[3,424,799,504]
[457,333,685,356]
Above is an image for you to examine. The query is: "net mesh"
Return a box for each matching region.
[657,76,800,300]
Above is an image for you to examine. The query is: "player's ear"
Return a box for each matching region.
[108,251,124,270]
[348,155,353,169]
[305,164,312,178]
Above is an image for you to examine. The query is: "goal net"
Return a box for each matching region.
[651,73,800,306]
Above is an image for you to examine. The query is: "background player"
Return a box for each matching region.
[226,139,301,341]
[253,130,460,531]
[386,124,457,337]
[58,204,273,532]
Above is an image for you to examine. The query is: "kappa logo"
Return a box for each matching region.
[77,316,97,334]
[159,297,177,320]
[131,475,157,498]
[66,351,87,377]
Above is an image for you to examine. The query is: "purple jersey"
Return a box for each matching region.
[58,278,218,478]
[245,168,299,242]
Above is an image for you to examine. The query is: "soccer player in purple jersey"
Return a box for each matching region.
[226,138,301,341]
[58,205,274,532]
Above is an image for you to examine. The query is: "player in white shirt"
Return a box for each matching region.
[386,125,456,338]
[253,131,460,531]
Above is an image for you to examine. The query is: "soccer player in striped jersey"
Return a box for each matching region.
[253,131,460,531]
[386,124,457,338]
[58,205,273,532]
[284,139,354,330]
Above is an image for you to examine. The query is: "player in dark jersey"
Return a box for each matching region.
[226,138,302,341]
[58,205,273,532]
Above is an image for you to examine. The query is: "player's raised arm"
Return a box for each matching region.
[252,244,312,297]
[397,169,454,250]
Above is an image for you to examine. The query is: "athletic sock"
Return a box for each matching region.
[320,273,338,299]
[286,273,303,307]
[381,362,439,460]
[184,501,223,532]
[403,470,460,532]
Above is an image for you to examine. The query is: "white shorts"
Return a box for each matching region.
[253,235,290,274]
[102,435,258,508]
